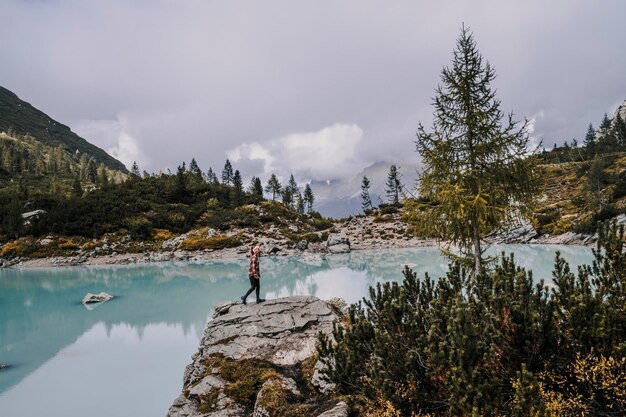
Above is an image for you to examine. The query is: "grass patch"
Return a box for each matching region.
[180,235,242,251]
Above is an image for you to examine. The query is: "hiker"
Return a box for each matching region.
[241,246,265,304]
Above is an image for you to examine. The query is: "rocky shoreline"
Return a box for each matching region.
[0,213,602,269]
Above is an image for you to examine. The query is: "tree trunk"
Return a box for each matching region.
[473,226,482,275]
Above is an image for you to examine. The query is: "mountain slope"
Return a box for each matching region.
[0,86,127,172]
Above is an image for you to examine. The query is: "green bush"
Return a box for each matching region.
[319,220,626,416]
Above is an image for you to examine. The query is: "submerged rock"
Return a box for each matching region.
[167,296,342,417]
[81,292,113,304]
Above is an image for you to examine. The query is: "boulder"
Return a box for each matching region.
[0,364,7,370]
[167,296,339,417]
[311,359,336,395]
[267,245,281,255]
[326,235,350,254]
[494,219,537,243]
[162,233,189,251]
[82,292,113,304]
[316,401,349,417]
[296,239,308,250]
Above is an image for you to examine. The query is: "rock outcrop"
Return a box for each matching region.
[167,296,346,417]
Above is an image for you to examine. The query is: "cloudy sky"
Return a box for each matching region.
[1,0,625,183]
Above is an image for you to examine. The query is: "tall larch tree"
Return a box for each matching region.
[413,25,539,274]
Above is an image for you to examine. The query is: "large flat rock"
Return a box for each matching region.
[168,296,339,417]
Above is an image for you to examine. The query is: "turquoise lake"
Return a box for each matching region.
[0,245,594,417]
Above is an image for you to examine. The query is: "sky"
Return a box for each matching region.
[1,0,625,184]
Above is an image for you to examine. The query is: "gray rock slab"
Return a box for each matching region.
[167,296,338,417]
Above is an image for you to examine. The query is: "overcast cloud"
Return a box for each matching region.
[1,0,625,184]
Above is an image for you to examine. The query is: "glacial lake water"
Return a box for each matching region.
[0,245,594,417]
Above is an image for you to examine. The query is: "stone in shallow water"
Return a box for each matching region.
[81,292,113,304]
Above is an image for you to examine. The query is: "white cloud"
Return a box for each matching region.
[227,123,365,181]
[107,131,141,171]
[1,0,625,179]
[525,110,544,150]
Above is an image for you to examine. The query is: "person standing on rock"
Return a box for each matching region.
[241,246,265,304]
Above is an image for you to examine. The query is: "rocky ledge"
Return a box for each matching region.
[167,296,346,417]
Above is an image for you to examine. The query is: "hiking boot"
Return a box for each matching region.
[256,298,265,303]
[241,296,247,305]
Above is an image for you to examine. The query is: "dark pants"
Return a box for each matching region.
[243,276,260,301]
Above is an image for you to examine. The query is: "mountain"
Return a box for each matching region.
[0,86,126,172]
[313,161,420,218]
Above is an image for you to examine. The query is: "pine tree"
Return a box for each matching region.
[600,113,611,130]
[303,184,315,213]
[587,157,605,211]
[584,124,596,156]
[615,114,626,148]
[175,164,187,200]
[265,174,282,201]
[385,165,402,205]
[282,186,293,209]
[222,159,234,185]
[414,25,538,274]
[231,170,244,207]
[71,176,82,198]
[287,175,298,200]
[249,176,264,198]
[131,161,141,177]
[207,167,219,184]
[189,158,202,178]
[98,163,109,189]
[296,192,305,213]
[361,175,373,213]
[87,159,98,183]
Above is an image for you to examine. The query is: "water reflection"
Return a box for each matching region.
[0,245,593,417]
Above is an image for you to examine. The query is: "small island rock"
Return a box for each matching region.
[82,292,113,304]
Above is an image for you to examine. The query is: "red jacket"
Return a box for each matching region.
[248,253,260,279]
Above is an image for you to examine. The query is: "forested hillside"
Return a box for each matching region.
[0,86,126,171]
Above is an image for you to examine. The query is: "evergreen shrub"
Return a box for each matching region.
[319,220,626,416]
